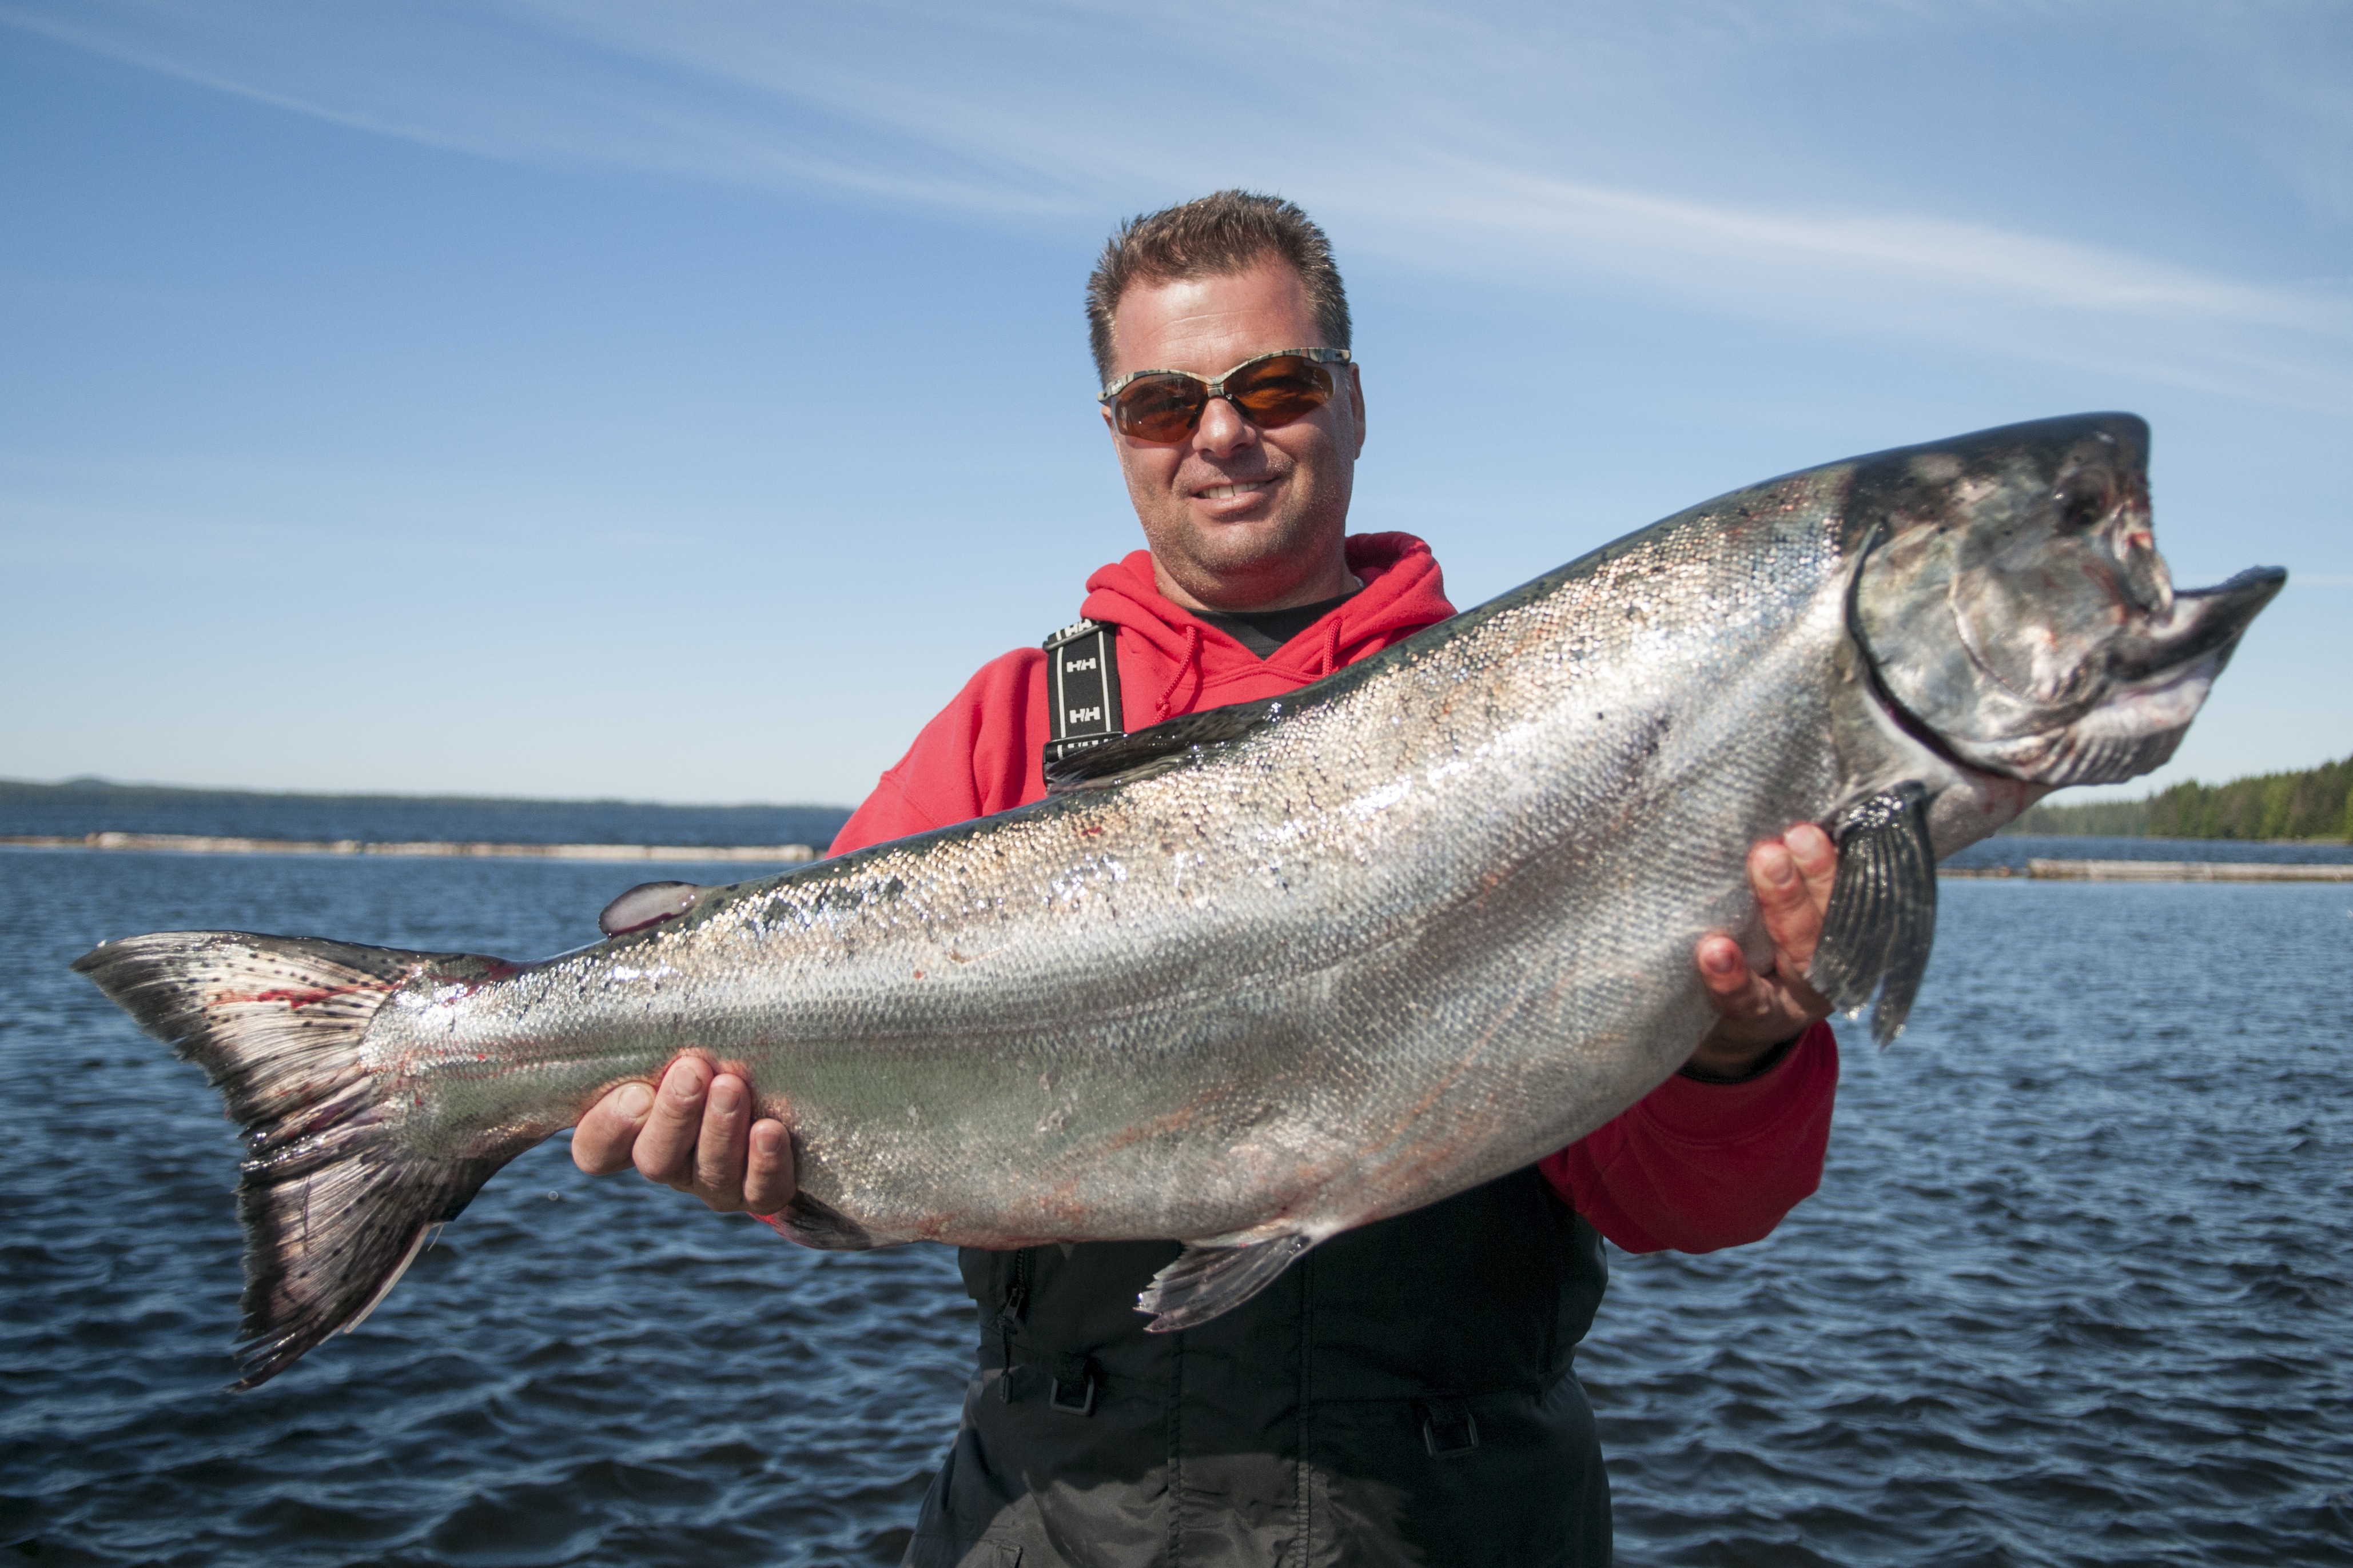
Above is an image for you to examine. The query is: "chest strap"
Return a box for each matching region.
[1041,618,1125,769]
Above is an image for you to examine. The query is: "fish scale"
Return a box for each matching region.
[72,412,2283,1386]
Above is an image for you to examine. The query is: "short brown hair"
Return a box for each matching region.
[1085,190,1352,385]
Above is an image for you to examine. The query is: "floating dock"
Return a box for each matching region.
[1943,858,2352,883]
[0,831,815,863]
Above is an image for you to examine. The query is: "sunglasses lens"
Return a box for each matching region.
[1109,354,1339,441]
[1113,376,1208,441]
[1227,356,1335,428]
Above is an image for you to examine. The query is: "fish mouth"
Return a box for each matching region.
[1954,566,2286,787]
[2107,566,2287,683]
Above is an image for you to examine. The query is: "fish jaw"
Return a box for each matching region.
[1846,413,2284,792]
[1885,565,2285,789]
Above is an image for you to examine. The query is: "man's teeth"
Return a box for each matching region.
[1199,482,1263,500]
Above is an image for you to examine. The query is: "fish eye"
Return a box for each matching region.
[2055,478,2112,531]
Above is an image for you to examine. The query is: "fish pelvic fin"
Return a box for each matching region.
[1136,1232,1317,1332]
[769,1187,878,1250]
[1804,783,1939,1046]
[71,931,512,1389]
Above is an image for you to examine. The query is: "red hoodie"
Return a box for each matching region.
[829,532,1835,1254]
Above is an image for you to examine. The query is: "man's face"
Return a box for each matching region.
[1101,259,1367,613]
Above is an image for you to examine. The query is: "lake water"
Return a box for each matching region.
[4,827,2350,1566]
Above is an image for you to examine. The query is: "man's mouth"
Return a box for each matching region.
[1193,480,1271,501]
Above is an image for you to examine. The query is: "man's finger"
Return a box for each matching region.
[1751,836,1822,971]
[744,1119,796,1217]
[572,1082,655,1175]
[632,1055,710,1185]
[1696,933,1771,1019]
[693,1072,753,1210]
[1786,823,1837,917]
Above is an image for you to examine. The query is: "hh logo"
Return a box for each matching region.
[1065,656,1097,672]
[1066,706,1102,725]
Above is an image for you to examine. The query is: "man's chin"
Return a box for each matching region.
[1178,522,1301,574]
[1153,528,1348,605]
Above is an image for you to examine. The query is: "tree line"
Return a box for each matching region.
[2004,755,2352,840]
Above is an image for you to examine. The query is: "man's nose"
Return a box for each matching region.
[1192,396,1258,457]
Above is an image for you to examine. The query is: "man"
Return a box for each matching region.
[575,192,1841,1565]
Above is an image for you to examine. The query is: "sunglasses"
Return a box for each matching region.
[1100,347,1352,443]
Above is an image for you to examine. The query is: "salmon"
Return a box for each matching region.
[75,413,2282,1387]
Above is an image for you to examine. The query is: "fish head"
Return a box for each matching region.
[1848,413,2284,787]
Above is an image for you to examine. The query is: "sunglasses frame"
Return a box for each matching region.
[1099,346,1354,440]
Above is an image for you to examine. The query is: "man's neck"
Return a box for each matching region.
[1151,557,1361,615]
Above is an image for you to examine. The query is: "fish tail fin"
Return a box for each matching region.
[73,931,513,1388]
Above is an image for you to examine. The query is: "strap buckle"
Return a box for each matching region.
[1419,1399,1480,1458]
[1049,1355,1099,1417]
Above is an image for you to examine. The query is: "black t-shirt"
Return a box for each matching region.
[1189,588,1360,660]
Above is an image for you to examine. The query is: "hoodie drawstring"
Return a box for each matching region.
[1319,618,1343,680]
[1154,624,1204,721]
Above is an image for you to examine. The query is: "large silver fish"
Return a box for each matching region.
[78,414,2280,1387]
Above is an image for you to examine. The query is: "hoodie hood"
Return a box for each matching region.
[1081,533,1456,723]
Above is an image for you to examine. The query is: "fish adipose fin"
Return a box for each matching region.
[1044,699,1280,793]
[71,932,513,1388]
[1804,783,1938,1047]
[1136,1232,1317,1332]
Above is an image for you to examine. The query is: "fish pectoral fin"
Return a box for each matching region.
[1043,700,1281,793]
[1804,781,1939,1047]
[1136,1232,1317,1332]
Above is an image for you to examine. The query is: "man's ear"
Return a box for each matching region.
[1346,363,1367,458]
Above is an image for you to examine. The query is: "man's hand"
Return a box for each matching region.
[571,1056,796,1216]
[1687,824,1840,1079]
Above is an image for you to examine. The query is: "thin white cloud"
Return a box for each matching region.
[6,0,2348,407]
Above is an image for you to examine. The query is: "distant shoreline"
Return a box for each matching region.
[9,777,2344,845]
[2001,753,2350,841]
[1,832,814,863]
[0,776,850,814]
[9,835,2346,883]
[0,777,853,857]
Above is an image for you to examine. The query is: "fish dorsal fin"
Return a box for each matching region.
[1135,1232,1317,1332]
[1805,781,1939,1045]
[1043,699,1281,793]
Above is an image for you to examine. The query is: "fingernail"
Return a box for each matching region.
[615,1083,653,1119]
[1765,854,1797,884]
[1702,945,1737,975]
[667,1060,706,1098]
[752,1123,781,1156]
[711,1080,741,1115]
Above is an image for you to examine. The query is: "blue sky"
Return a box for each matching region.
[2,1,2346,808]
